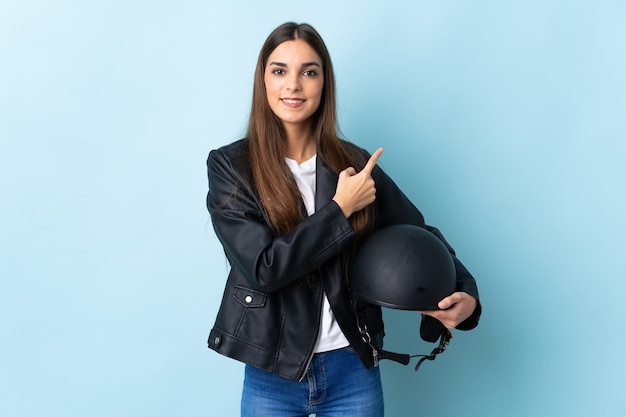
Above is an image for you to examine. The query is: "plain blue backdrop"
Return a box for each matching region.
[1,1,625,416]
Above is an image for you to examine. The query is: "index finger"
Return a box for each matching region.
[362,147,383,175]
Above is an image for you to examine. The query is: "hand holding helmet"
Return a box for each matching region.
[420,291,477,329]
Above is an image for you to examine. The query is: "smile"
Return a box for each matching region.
[281,98,306,106]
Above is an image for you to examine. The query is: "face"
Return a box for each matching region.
[264,39,324,130]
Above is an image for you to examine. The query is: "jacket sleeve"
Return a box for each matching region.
[206,148,355,293]
[372,164,481,332]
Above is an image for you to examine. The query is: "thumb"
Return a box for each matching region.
[438,294,456,310]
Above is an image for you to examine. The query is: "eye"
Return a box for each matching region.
[302,69,318,77]
[271,68,285,76]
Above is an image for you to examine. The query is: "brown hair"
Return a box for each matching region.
[245,22,374,238]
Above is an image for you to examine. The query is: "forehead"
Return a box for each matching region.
[266,39,322,66]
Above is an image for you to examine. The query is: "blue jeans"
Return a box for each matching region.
[241,346,384,417]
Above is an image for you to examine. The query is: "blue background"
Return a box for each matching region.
[1,1,625,416]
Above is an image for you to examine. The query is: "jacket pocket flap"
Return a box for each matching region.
[233,286,267,308]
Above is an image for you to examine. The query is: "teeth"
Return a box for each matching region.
[283,99,303,104]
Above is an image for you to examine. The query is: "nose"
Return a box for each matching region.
[286,73,301,92]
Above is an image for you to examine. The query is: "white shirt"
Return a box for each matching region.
[285,154,350,353]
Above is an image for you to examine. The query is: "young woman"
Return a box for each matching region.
[206,22,481,417]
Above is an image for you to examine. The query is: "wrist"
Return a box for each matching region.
[332,197,352,218]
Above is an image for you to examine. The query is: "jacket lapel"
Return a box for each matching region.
[315,155,338,212]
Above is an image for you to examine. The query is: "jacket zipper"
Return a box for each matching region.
[298,273,324,382]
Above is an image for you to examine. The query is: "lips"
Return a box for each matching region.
[280,98,306,108]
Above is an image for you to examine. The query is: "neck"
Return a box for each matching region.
[284,123,316,163]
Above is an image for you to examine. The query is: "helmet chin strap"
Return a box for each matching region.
[411,329,452,371]
[355,308,452,371]
[379,350,411,365]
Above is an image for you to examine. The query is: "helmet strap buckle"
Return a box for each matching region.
[355,312,380,367]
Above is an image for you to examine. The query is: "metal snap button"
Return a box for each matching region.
[245,295,253,303]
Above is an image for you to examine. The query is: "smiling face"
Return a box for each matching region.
[264,39,324,132]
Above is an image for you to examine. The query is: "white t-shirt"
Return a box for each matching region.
[285,155,350,353]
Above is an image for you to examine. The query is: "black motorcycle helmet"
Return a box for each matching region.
[349,224,457,370]
[350,224,456,311]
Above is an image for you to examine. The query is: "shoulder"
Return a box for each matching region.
[337,139,371,166]
[337,139,379,172]
[208,138,246,163]
[207,138,252,182]
[339,139,368,155]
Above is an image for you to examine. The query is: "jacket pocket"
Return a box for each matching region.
[233,286,267,308]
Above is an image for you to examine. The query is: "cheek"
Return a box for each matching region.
[265,77,280,95]
[313,81,324,104]
[263,75,276,98]
[314,78,324,98]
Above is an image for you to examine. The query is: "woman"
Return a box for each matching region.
[206,22,480,417]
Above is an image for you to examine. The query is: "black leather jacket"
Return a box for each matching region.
[206,139,481,381]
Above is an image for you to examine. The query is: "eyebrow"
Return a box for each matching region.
[268,61,322,69]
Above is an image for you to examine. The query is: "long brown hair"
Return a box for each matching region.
[246,22,373,238]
